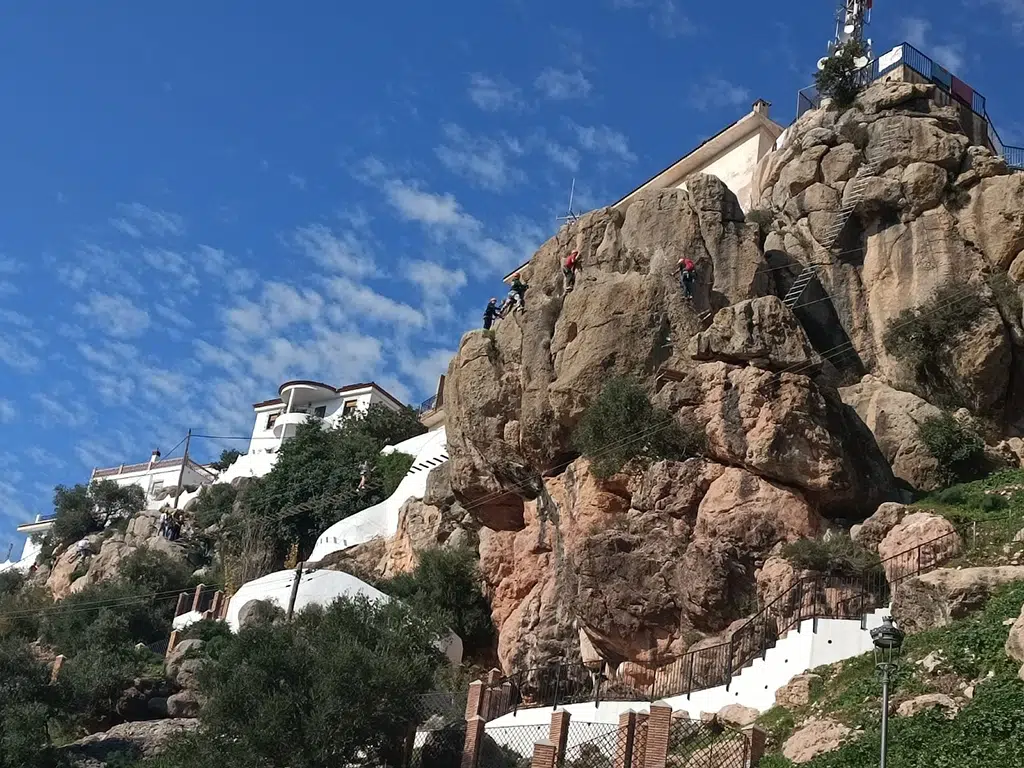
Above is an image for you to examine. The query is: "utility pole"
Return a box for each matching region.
[286,560,304,621]
[173,429,191,510]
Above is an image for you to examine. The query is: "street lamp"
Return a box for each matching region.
[870,616,905,768]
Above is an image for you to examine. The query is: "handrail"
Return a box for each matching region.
[487,513,1023,716]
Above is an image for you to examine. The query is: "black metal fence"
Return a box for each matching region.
[485,515,1024,716]
[410,722,467,768]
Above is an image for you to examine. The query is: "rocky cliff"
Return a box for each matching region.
[442,79,1024,676]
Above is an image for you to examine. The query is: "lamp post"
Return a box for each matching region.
[870,616,905,768]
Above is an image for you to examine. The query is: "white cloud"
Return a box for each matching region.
[141,248,200,292]
[541,139,581,172]
[435,124,526,191]
[0,400,14,423]
[326,280,425,328]
[75,292,151,338]
[291,223,377,277]
[689,77,751,113]
[395,346,456,396]
[468,74,523,111]
[535,68,593,100]
[571,123,637,163]
[32,393,93,429]
[406,260,468,294]
[25,446,65,469]
[979,0,1024,32]
[901,18,965,73]
[610,0,694,37]
[288,173,307,191]
[0,256,20,274]
[223,282,325,338]
[0,337,40,372]
[111,203,185,238]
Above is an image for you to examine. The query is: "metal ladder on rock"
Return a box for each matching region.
[782,121,900,310]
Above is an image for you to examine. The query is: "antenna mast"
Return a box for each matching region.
[819,1,873,70]
[555,178,579,226]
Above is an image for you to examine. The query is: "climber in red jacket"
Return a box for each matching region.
[563,250,581,293]
[677,257,696,300]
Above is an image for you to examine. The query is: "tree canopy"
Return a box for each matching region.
[49,480,146,554]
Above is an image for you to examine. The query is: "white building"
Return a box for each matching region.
[0,514,56,573]
[220,380,409,484]
[90,451,218,511]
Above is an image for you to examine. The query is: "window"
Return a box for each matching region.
[267,412,279,429]
[314,405,326,418]
[151,480,164,493]
[342,399,358,418]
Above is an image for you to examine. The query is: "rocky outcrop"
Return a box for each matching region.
[851,501,908,552]
[896,693,959,719]
[893,566,1024,632]
[64,719,199,765]
[839,376,944,491]
[754,80,1024,431]
[782,718,850,764]
[712,704,759,729]
[47,511,187,599]
[775,673,822,709]
[1004,602,1024,680]
[878,512,960,581]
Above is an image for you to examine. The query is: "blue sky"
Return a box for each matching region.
[1,0,1022,552]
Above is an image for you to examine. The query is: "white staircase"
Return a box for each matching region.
[783,122,900,310]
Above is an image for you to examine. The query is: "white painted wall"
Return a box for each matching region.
[222,567,463,663]
[217,450,280,485]
[486,607,892,732]
[675,131,764,211]
[308,428,449,561]
[94,462,214,511]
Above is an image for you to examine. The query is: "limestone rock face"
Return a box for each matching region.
[775,673,822,709]
[444,179,772,529]
[782,718,851,764]
[64,719,199,763]
[752,80,1024,432]
[878,512,960,582]
[840,376,944,491]
[851,502,910,553]
[893,566,1024,633]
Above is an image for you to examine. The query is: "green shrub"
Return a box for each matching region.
[382,547,494,657]
[572,376,704,478]
[814,39,868,110]
[781,534,882,579]
[191,483,238,530]
[117,547,193,595]
[48,481,146,555]
[0,636,63,768]
[210,449,242,472]
[375,451,415,498]
[0,584,51,641]
[0,569,24,597]
[882,284,986,407]
[40,583,170,656]
[918,412,986,485]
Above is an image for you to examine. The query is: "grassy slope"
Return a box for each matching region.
[757,471,1024,767]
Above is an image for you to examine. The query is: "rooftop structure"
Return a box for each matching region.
[91,451,218,511]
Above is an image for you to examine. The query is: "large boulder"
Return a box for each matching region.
[878,512,960,582]
[776,673,822,709]
[851,502,910,553]
[896,693,959,719]
[693,296,822,373]
[839,376,944,491]
[893,566,1024,633]
[1005,602,1024,680]
[63,719,199,763]
[782,718,851,764]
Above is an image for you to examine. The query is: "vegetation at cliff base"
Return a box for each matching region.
[573,375,704,478]
[918,411,987,485]
[781,534,882,579]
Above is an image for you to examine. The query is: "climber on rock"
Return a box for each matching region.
[677,257,696,300]
[358,460,371,491]
[506,273,528,314]
[483,298,500,330]
[562,250,581,293]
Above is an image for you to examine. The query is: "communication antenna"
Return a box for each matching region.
[817,0,873,71]
[556,177,579,225]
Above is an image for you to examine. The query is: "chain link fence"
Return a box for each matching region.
[667,718,748,768]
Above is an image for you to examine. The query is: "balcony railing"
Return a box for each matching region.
[795,41,1023,171]
[417,395,438,414]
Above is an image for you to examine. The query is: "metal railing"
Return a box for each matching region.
[486,514,1024,716]
[417,395,438,414]
[794,41,1023,170]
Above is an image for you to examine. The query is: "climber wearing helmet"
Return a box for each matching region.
[563,250,581,293]
[677,257,696,300]
[483,297,500,330]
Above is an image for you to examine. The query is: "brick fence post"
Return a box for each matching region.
[615,711,637,768]
[643,701,673,768]
[49,654,66,684]
[191,583,205,612]
[531,739,557,768]
[174,592,188,617]
[742,724,767,767]
[549,709,571,765]
[465,680,485,720]
[165,630,180,658]
[210,590,223,617]
[462,715,486,768]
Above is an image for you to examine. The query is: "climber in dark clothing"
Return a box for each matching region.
[483,298,500,330]
[563,250,581,292]
[508,273,528,314]
[677,257,696,300]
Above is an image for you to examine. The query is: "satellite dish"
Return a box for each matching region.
[844,23,856,34]
[854,56,869,68]
[817,57,829,71]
